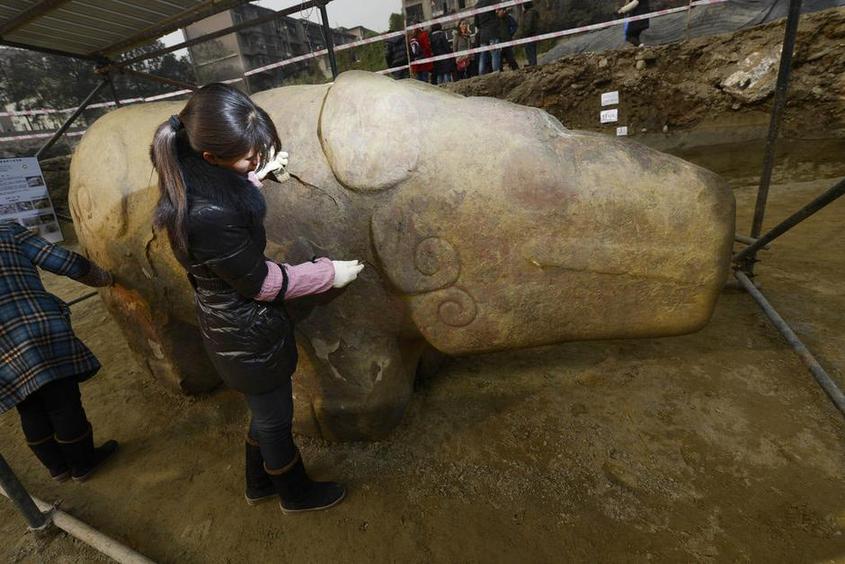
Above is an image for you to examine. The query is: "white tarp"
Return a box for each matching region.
[540,0,845,62]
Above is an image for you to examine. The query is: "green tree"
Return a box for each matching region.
[389,12,405,32]
[0,41,194,122]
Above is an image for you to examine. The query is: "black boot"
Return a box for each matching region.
[56,424,118,482]
[244,438,275,505]
[265,450,346,514]
[27,435,70,482]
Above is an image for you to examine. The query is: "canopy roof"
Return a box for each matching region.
[0,0,253,60]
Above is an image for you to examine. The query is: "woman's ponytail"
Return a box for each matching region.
[150,115,189,254]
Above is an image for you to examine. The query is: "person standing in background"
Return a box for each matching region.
[514,2,540,66]
[498,8,520,71]
[1,221,118,484]
[429,23,457,84]
[409,26,435,83]
[618,0,651,46]
[384,33,410,79]
[452,20,475,81]
[475,0,503,74]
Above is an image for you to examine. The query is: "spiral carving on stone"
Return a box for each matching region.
[411,285,479,339]
[414,236,460,281]
[435,287,478,328]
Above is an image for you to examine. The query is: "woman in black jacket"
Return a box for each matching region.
[149,84,363,514]
[429,23,456,84]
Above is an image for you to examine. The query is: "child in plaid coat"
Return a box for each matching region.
[1,221,118,482]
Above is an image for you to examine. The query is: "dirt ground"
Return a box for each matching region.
[2,12,845,563]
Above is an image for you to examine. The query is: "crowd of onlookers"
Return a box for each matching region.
[384,2,540,84]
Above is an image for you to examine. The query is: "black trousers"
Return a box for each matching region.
[16,377,90,443]
[244,377,296,471]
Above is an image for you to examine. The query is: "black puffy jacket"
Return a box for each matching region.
[175,152,297,395]
[627,0,651,34]
[429,29,456,75]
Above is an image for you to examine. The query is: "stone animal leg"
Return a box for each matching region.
[99,284,221,394]
[291,328,427,441]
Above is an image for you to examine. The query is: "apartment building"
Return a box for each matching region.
[184,3,357,92]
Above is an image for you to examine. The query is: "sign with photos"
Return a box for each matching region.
[0,157,63,242]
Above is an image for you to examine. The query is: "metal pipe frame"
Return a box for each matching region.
[746,0,803,272]
[96,0,256,57]
[734,177,845,263]
[0,0,71,36]
[0,453,49,531]
[35,78,109,159]
[0,484,155,563]
[112,0,328,68]
[734,234,770,249]
[106,74,122,108]
[735,271,845,415]
[0,39,98,61]
[116,67,198,92]
[318,1,339,79]
[728,0,845,417]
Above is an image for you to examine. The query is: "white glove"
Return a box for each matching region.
[255,149,290,181]
[332,259,364,288]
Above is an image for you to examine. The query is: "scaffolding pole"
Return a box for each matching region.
[106,74,122,107]
[745,0,803,273]
[319,1,339,78]
[116,68,198,92]
[734,177,845,263]
[0,453,48,531]
[35,79,108,159]
[734,271,845,416]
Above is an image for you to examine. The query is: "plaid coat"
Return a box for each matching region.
[0,221,100,413]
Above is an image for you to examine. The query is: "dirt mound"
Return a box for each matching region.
[447,7,845,139]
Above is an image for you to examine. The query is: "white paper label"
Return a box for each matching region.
[601,91,619,106]
[616,126,628,136]
[0,157,63,242]
[600,109,618,124]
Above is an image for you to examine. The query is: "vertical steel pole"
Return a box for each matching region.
[0,453,49,531]
[745,0,803,272]
[35,79,109,159]
[106,74,121,107]
[318,2,338,78]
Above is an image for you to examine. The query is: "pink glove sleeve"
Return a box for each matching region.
[253,258,335,302]
[283,257,335,299]
[254,261,284,301]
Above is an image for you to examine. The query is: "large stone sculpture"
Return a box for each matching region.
[69,71,734,441]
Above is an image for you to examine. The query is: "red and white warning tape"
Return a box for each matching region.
[0,129,86,142]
